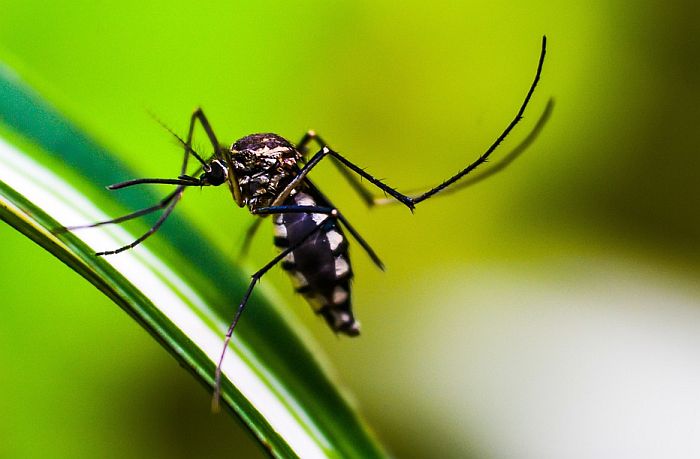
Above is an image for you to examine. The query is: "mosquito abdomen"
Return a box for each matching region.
[273,190,359,336]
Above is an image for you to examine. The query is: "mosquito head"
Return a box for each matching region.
[200,159,228,186]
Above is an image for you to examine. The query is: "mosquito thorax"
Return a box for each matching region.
[230,133,303,208]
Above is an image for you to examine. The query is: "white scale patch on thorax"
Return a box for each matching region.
[258,145,292,156]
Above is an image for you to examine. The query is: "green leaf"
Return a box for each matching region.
[0,62,387,458]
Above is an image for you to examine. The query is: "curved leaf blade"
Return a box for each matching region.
[0,62,387,458]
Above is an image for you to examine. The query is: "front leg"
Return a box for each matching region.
[296,130,377,208]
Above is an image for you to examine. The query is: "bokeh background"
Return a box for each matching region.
[1,1,698,458]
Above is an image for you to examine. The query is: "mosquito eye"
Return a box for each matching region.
[203,161,227,185]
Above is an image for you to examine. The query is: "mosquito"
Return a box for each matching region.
[60,36,547,408]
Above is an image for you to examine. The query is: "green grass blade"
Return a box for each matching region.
[0,62,387,458]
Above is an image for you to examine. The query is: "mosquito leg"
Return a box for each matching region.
[305,97,553,208]
[212,216,329,411]
[408,38,546,204]
[295,129,318,154]
[105,176,201,190]
[372,97,555,205]
[186,107,245,206]
[327,38,547,208]
[55,188,183,233]
[290,36,547,211]
[296,130,376,207]
[272,146,413,209]
[253,205,384,269]
[333,211,384,270]
[95,187,185,256]
[69,109,223,253]
[182,108,220,173]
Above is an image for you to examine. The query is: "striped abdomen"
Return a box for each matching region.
[273,190,359,336]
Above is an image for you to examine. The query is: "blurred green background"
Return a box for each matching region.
[1,1,698,458]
